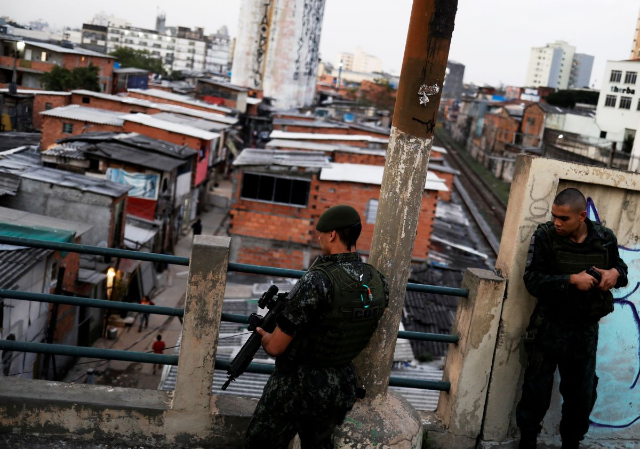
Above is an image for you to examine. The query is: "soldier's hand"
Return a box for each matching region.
[594,268,619,291]
[570,271,598,291]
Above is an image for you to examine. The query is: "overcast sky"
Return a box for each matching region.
[4,0,639,88]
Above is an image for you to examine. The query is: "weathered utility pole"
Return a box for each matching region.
[337,1,459,446]
[355,0,458,399]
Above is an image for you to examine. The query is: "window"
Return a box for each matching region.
[600,131,607,139]
[365,199,378,224]
[62,123,74,133]
[625,71,638,84]
[637,99,640,111]
[610,70,622,83]
[44,102,53,110]
[605,95,617,107]
[620,96,632,110]
[240,173,310,207]
[82,96,90,104]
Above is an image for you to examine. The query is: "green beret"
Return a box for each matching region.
[316,205,361,232]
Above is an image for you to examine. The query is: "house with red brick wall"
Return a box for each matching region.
[272,119,351,135]
[70,90,238,127]
[195,79,248,113]
[0,89,71,130]
[127,88,234,117]
[269,130,388,148]
[266,139,457,200]
[120,114,220,189]
[482,105,523,155]
[39,105,125,149]
[0,36,115,92]
[273,111,316,122]
[228,149,448,269]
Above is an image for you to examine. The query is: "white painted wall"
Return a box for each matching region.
[595,60,640,144]
[232,0,326,109]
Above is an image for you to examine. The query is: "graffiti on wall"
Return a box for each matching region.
[587,197,640,430]
[293,0,324,81]
[252,0,272,89]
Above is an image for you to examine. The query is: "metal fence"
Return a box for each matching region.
[0,235,467,392]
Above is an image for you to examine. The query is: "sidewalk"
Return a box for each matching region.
[62,182,232,390]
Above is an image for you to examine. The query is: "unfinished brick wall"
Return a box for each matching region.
[127,91,227,116]
[40,116,123,150]
[70,93,148,114]
[33,95,71,130]
[237,246,306,269]
[333,151,385,166]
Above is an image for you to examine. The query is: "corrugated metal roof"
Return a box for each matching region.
[0,154,130,197]
[320,163,449,192]
[270,130,388,143]
[40,105,125,126]
[0,89,71,96]
[121,114,220,141]
[246,97,262,105]
[233,149,331,169]
[0,172,20,196]
[0,247,51,289]
[431,145,447,154]
[197,79,249,92]
[128,88,233,114]
[14,39,115,59]
[0,206,93,236]
[267,139,385,156]
[151,112,228,132]
[45,141,186,173]
[113,68,149,75]
[57,132,198,160]
[0,132,41,152]
[71,90,238,126]
[273,119,349,129]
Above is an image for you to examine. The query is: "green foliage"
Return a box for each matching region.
[545,90,599,109]
[42,64,100,91]
[108,47,167,76]
[169,70,184,81]
[417,352,433,363]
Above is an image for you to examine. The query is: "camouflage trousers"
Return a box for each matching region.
[516,341,598,442]
[244,363,357,449]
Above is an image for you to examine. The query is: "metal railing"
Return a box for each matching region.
[0,234,465,391]
[0,235,470,297]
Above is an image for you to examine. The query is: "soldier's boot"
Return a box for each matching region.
[518,429,537,449]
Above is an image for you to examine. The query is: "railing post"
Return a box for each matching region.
[433,268,505,447]
[171,235,230,413]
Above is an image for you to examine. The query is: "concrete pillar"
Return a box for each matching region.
[433,269,506,448]
[171,235,231,413]
[337,1,459,447]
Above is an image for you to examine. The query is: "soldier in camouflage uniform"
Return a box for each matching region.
[516,188,628,449]
[244,205,389,449]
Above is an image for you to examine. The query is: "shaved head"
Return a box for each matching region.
[554,188,587,213]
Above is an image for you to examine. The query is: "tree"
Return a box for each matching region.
[109,47,167,77]
[41,64,100,91]
[545,89,599,109]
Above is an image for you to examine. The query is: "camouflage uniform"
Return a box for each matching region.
[516,218,628,443]
[244,252,389,449]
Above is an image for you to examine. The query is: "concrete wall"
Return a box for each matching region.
[231,0,326,109]
[0,179,119,247]
[481,155,640,447]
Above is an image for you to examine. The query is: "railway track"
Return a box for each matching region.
[434,132,510,256]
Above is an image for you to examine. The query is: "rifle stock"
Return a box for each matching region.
[221,286,288,390]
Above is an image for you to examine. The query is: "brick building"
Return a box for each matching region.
[229,149,448,269]
[127,88,234,117]
[0,36,115,92]
[69,90,239,127]
[40,105,125,149]
[0,88,71,130]
[269,130,388,148]
[195,79,249,113]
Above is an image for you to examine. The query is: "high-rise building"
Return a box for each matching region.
[630,9,640,59]
[232,0,327,109]
[524,40,593,90]
[442,60,465,99]
[336,47,382,74]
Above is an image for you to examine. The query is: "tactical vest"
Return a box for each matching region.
[288,260,387,367]
[540,222,614,319]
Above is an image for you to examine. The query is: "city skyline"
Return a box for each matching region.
[3,0,639,88]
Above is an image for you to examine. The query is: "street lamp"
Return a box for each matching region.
[9,41,25,95]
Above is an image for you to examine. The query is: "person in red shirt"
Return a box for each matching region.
[152,334,166,375]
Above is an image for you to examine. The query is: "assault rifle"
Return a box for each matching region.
[221,285,288,390]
